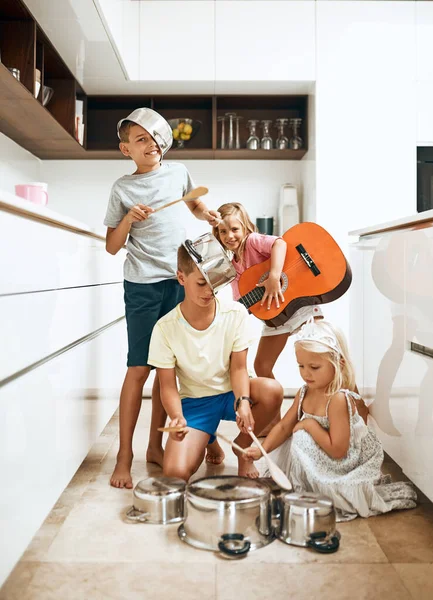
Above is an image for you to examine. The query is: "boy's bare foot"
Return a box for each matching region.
[110,454,133,489]
[237,455,259,479]
[258,413,280,437]
[146,446,164,468]
[205,440,225,465]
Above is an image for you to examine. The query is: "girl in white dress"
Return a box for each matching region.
[245,317,417,521]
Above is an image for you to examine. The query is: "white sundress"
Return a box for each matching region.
[267,386,417,521]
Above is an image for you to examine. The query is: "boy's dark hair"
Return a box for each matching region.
[177,244,197,275]
[118,119,135,143]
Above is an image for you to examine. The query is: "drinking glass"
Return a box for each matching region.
[260,120,273,150]
[218,116,226,149]
[289,118,303,150]
[225,113,237,149]
[246,119,260,150]
[275,118,289,150]
[235,116,243,149]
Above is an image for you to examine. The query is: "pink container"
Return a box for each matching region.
[15,184,48,206]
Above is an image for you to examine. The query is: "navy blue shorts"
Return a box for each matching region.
[182,391,236,444]
[124,279,184,367]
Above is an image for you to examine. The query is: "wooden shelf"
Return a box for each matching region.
[0,1,309,161]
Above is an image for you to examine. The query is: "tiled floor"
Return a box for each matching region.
[1,401,433,600]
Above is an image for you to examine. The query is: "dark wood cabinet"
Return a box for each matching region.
[0,0,308,161]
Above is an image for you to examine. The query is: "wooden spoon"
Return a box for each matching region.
[247,428,292,491]
[215,432,249,456]
[153,186,208,213]
[157,426,188,434]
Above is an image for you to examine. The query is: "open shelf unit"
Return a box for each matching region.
[0,0,308,160]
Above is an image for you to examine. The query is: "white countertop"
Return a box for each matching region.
[349,208,433,238]
[0,188,105,241]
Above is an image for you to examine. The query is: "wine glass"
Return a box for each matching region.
[260,120,273,150]
[275,118,289,150]
[246,119,260,150]
[235,116,243,149]
[289,118,303,150]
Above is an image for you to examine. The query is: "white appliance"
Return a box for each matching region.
[278,184,299,234]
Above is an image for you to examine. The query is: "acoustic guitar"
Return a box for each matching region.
[237,222,352,328]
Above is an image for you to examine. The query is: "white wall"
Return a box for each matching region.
[0,133,41,192]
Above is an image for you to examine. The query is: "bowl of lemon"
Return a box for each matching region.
[168,118,201,149]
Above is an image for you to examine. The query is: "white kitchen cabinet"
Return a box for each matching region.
[0,319,126,586]
[416,1,433,82]
[138,1,215,81]
[350,221,433,501]
[215,1,315,82]
[317,0,415,83]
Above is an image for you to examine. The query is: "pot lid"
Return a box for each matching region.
[187,476,269,502]
[282,491,334,511]
[133,476,185,498]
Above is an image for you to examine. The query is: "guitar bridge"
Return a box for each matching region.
[296,244,320,276]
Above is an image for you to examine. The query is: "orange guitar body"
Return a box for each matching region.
[238,222,352,327]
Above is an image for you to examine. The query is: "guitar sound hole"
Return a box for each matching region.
[258,271,289,293]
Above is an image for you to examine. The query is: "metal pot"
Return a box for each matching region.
[117,107,173,156]
[126,476,185,524]
[178,476,274,558]
[278,491,340,553]
[259,477,284,524]
[184,233,236,294]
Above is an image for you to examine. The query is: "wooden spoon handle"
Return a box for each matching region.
[215,432,249,456]
[153,186,208,213]
[157,426,188,433]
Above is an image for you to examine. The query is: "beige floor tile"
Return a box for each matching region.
[246,517,387,564]
[367,505,433,563]
[393,564,433,600]
[44,501,216,563]
[20,523,63,562]
[0,562,39,600]
[217,563,411,600]
[14,562,215,600]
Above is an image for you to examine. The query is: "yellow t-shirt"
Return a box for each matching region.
[148,298,254,399]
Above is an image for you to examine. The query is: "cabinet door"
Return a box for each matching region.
[215,1,315,81]
[361,231,406,464]
[401,225,433,498]
[416,1,433,82]
[138,1,215,81]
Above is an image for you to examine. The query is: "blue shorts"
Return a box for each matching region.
[124,279,184,367]
[182,391,236,444]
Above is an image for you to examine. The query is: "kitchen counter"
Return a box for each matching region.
[0,188,106,241]
[350,209,433,238]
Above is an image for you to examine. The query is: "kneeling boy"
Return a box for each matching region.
[147,244,283,482]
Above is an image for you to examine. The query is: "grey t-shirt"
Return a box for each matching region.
[104,163,195,283]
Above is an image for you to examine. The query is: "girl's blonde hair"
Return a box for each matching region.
[295,319,356,396]
[213,202,256,264]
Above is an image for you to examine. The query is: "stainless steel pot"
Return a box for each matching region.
[126,476,185,524]
[184,233,236,294]
[117,107,173,156]
[178,476,274,558]
[260,477,284,523]
[278,491,340,553]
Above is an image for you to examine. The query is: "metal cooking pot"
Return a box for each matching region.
[117,107,173,156]
[278,491,340,553]
[126,476,185,524]
[184,233,236,294]
[260,477,284,524]
[178,476,274,558]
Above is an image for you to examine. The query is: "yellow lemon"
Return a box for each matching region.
[172,128,179,140]
[183,123,193,135]
[180,133,191,140]
[178,122,185,132]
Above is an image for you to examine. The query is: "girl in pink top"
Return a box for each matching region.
[213,202,323,434]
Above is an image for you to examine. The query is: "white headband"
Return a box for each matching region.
[294,316,341,355]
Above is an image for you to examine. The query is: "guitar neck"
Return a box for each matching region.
[238,286,265,309]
